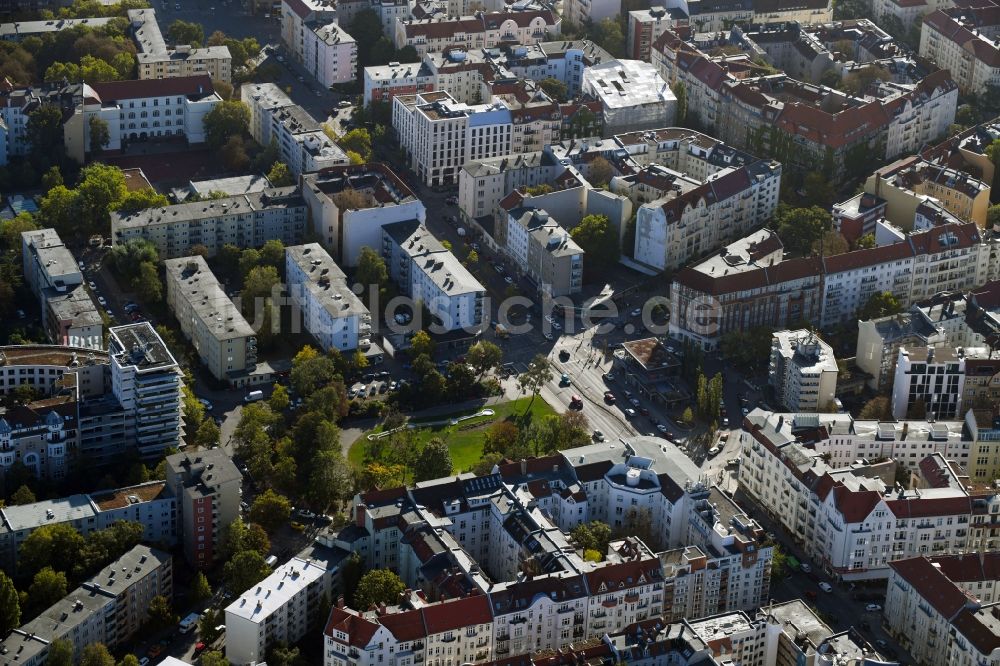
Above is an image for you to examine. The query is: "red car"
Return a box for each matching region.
[569,394,583,409]
[195,642,206,653]
[604,392,616,404]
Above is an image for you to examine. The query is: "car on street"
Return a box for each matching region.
[630,308,641,317]
[865,604,882,612]
[337,100,351,108]
[543,331,554,340]
[197,398,213,411]
[656,424,668,434]
[97,296,107,306]
[560,373,570,386]
[707,445,721,457]
[624,407,637,417]
[818,582,833,592]
[445,196,457,205]
[799,563,812,573]
[629,397,640,407]
[569,394,583,409]
[592,430,605,442]
[551,321,562,330]
[195,642,206,653]
[138,658,149,666]
[88,281,97,290]
[504,276,513,284]
[604,391,616,404]
[290,521,305,531]
[639,407,649,416]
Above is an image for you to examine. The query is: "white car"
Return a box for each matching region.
[630,308,641,317]
[800,563,812,573]
[624,408,636,417]
[78,260,85,270]
[97,296,107,306]
[542,331,554,340]
[707,445,721,457]
[197,398,213,412]
[818,582,833,592]
[544,315,555,324]
[656,424,668,433]
[88,281,97,290]
[504,276,513,284]
[551,321,562,331]
[865,603,882,612]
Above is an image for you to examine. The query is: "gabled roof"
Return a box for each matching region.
[583,557,661,595]
[324,608,381,648]
[90,75,215,102]
[421,595,492,634]
[379,607,426,641]
[889,556,973,619]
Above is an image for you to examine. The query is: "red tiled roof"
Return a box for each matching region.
[885,495,972,519]
[379,608,426,641]
[889,556,973,619]
[583,557,661,595]
[421,595,492,634]
[91,75,214,102]
[932,552,1000,583]
[324,608,381,647]
[283,0,313,18]
[831,485,882,523]
[951,606,1000,655]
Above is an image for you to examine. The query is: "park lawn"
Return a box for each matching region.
[347,397,556,474]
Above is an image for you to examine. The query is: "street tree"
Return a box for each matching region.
[308,449,354,510]
[134,261,161,302]
[269,384,290,412]
[773,205,829,256]
[25,567,67,617]
[192,571,212,602]
[466,341,502,379]
[11,484,35,505]
[517,354,553,410]
[290,346,338,396]
[204,100,250,149]
[27,104,64,155]
[195,418,220,448]
[46,639,74,666]
[146,595,176,630]
[409,330,435,358]
[224,517,270,558]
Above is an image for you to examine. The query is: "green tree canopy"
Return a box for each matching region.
[266,161,294,187]
[858,291,902,320]
[773,204,831,256]
[413,438,452,482]
[353,569,405,611]
[204,99,250,149]
[45,639,74,666]
[25,567,67,618]
[538,77,568,101]
[19,522,86,578]
[167,19,205,47]
[79,644,114,666]
[290,346,339,396]
[224,517,271,558]
[571,214,620,278]
[249,489,292,533]
[570,521,611,557]
[0,570,20,635]
[223,549,272,595]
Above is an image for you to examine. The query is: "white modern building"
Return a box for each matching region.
[280,0,357,86]
[890,345,980,420]
[164,256,258,385]
[381,220,485,331]
[241,83,349,177]
[768,329,838,413]
[564,0,620,26]
[285,243,371,353]
[300,164,426,266]
[226,545,346,666]
[111,187,309,260]
[108,323,182,458]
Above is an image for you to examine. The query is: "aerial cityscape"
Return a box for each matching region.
[0,0,999,662]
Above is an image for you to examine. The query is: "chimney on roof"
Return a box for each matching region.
[337,595,345,608]
[520,458,527,475]
[356,503,366,528]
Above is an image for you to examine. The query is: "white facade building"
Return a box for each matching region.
[581,60,677,134]
[300,165,426,266]
[381,220,485,331]
[769,329,838,413]
[108,323,182,458]
[285,243,371,353]
[280,0,357,86]
[241,83,349,177]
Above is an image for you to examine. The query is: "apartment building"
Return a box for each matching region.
[364,40,611,107]
[64,75,220,163]
[865,156,991,228]
[582,60,677,134]
[285,243,371,353]
[393,91,513,187]
[890,345,989,419]
[111,187,309,260]
[0,481,176,569]
[241,83,349,177]
[920,3,1000,95]
[127,9,232,82]
[165,448,242,570]
[627,7,687,60]
[505,207,583,296]
[768,329,838,413]
[0,345,108,399]
[164,256,258,385]
[108,323,182,458]
[393,9,561,57]
[300,164,426,266]
[740,408,997,580]
[21,228,102,350]
[280,0,357,86]
[226,544,346,665]
[0,545,172,666]
[564,0,619,26]
[323,435,772,664]
[671,222,998,350]
[381,220,485,331]
[884,553,1000,666]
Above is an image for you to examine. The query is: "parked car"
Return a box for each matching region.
[707,446,721,457]
[865,603,882,612]
[337,100,351,108]
[592,430,605,442]
[88,281,97,290]
[569,394,583,409]
[818,582,833,592]
[799,563,812,573]
[560,373,570,386]
[624,408,636,417]
[97,296,107,306]
[604,391,616,404]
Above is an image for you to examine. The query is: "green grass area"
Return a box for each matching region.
[347,397,556,474]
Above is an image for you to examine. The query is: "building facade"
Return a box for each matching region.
[768,329,838,413]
